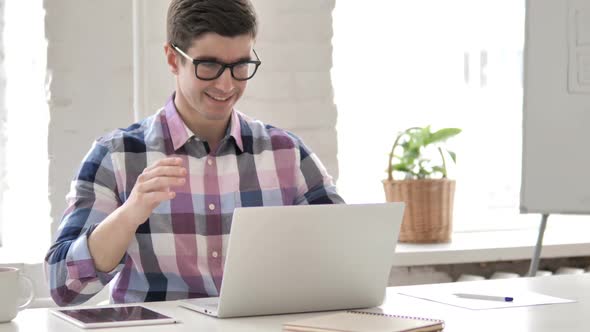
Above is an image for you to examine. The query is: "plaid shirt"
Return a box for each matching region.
[45,94,344,306]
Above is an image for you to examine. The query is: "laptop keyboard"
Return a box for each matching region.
[202,301,219,309]
[193,297,219,308]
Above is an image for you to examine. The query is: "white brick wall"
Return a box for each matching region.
[46,0,339,232]
[134,0,340,179]
[243,0,339,179]
[133,0,174,119]
[252,42,333,72]
[46,0,134,233]
[0,0,6,244]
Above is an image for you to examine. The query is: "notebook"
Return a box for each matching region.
[283,311,444,332]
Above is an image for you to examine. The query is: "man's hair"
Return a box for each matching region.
[167,0,258,55]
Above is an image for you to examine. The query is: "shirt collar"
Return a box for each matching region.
[163,93,244,152]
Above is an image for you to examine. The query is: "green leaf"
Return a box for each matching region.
[448,150,457,163]
[392,164,411,172]
[432,166,446,177]
[430,128,461,145]
[418,159,430,167]
[388,126,461,180]
[404,148,420,161]
[418,127,430,145]
[421,126,433,145]
[432,166,445,173]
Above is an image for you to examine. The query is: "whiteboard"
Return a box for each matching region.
[521,0,590,214]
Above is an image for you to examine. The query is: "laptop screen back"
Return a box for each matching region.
[216,203,404,318]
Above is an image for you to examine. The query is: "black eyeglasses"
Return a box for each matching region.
[171,44,261,81]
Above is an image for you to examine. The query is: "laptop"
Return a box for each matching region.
[179,202,405,318]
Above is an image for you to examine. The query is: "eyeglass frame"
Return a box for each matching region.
[171,43,262,81]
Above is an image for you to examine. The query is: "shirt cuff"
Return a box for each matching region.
[65,225,121,284]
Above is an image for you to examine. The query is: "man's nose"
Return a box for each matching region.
[214,67,234,91]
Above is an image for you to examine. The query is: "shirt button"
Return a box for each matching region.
[208,203,215,211]
[212,251,219,258]
[207,159,213,166]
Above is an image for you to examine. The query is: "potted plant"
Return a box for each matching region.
[383,126,461,243]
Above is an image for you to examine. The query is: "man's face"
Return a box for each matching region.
[174,33,254,123]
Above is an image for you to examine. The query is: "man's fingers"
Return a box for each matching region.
[144,191,176,206]
[144,157,184,172]
[137,176,185,193]
[145,165,187,179]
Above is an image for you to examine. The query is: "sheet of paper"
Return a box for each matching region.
[398,289,575,310]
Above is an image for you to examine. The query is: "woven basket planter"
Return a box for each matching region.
[382,179,455,243]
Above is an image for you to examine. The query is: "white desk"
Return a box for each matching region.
[2,274,589,332]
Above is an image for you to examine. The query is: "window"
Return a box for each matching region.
[0,0,49,252]
[332,0,544,231]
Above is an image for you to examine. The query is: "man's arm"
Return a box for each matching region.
[88,157,186,272]
[45,140,185,306]
[45,141,121,306]
[292,138,345,205]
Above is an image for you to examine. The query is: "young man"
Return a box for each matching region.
[45,0,343,306]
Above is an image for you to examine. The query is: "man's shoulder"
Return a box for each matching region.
[95,112,160,153]
[237,111,303,149]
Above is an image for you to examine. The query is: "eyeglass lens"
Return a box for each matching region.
[196,62,258,80]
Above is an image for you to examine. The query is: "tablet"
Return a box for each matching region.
[50,305,177,329]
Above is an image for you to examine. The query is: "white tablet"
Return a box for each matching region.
[50,305,177,329]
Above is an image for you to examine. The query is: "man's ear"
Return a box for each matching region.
[164,43,179,75]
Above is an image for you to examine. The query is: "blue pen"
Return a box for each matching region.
[453,293,514,302]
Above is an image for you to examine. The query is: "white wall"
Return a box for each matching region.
[133,0,340,177]
[22,2,590,307]
[46,0,135,234]
[242,0,339,178]
[36,0,339,306]
[132,0,174,119]
[0,0,6,246]
[46,0,339,235]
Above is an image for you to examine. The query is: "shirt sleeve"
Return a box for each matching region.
[292,137,346,205]
[44,140,125,306]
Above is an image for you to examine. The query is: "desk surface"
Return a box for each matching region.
[2,274,589,332]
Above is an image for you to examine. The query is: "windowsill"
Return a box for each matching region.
[394,220,590,266]
[2,221,590,267]
[0,246,47,265]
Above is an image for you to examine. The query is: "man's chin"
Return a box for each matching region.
[201,108,233,121]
